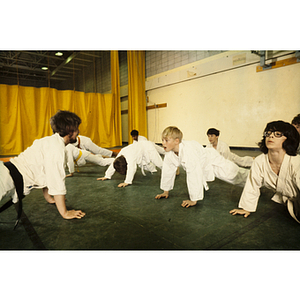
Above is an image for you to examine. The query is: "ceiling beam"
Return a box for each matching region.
[51,52,77,76]
[21,51,65,60]
[0,63,52,74]
[0,57,59,68]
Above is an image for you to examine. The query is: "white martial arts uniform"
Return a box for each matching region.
[104,141,163,184]
[0,133,67,204]
[133,135,165,155]
[135,135,147,142]
[160,140,249,202]
[207,140,253,168]
[71,135,113,157]
[0,161,17,203]
[238,153,300,216]
[66,144,114,174]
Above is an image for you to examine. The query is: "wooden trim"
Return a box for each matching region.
[256,57,299,72]
[121,103,167,115]
[146,103,167,110]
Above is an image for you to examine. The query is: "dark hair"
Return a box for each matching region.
[113,155,127,175]
[206,128,220,136]
[50,110,81,137]
[292,114,300,126]
[130,130,139,137]
[258,120,299,156]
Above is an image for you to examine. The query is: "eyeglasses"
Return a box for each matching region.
[263,131,284,138]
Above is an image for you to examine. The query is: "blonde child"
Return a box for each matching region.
[155,126,249,208]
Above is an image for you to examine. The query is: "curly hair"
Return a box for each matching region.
[258,120,299,156]
[50,110,81,137]
[292,114,300,126]
[113,155,127,175]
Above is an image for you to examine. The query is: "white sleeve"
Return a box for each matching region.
[124,161,137,184]
[44,147,66,196]
[186,162,205,201]
[184,144,206,201]
[104,162,116,179]
[218,141,231,160]
[160,154,177,192]
[238,158,263,212]
[66,146,75,174]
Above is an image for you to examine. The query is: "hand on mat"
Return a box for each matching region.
[66,173,74,178]
[64,209,86,219]
[118,182,129,188]
[229,208,251,218]
[97,177,108,181]
[181,200,197,208]
[155,191,169,199]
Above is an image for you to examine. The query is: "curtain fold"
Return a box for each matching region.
[127,51,147,143]
[0,84,122,156]
[110,50,122,146]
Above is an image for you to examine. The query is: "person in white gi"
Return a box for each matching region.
[291,113,300,154]
[65,144,114,177]
[0,110,85,220]
[292,114,300,135]
[71,135,117,158]
[130,129,165,155]
[206,128,254,168]
[97,140,163,188]
[155,126,249,208]
[230,120,300,223]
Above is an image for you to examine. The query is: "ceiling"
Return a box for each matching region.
[0,50,104,85]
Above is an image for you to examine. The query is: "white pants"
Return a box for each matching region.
[77,150,114,167]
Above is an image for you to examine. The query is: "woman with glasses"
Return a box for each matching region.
[230,120,300,223]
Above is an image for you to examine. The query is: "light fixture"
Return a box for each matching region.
[41,66,48,70]
[55,52,63,56]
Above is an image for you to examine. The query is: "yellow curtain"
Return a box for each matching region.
[127,51,147,143]
[0,84,122,156]
[110,50,122,146]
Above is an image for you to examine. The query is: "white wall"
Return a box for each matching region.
[145,51,300,147]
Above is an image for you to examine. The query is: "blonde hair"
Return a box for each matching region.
[162,126,183,142]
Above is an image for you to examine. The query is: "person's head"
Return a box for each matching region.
[291,114,300,134]
[113,155,127,175]
[50,110,81,143]
[206,128,220,146]
[161,126,183,152]
[258,120,299,156]
[130,130,139,141]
